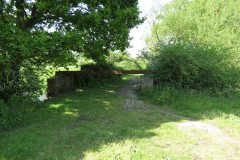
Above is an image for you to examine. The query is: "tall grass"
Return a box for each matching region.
[139,85,240,139]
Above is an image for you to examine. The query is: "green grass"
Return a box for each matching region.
[1,77,240,159]
[139,88,240,139]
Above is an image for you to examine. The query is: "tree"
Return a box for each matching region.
[147,0,240,51]
[145,0,240,91]
[0,0,143,100]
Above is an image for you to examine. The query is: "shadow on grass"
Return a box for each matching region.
[0,83,184,160]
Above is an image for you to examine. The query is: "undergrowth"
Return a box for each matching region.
[148,43,240,93]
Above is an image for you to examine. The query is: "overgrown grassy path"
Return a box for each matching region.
[0,77,240,160]
[118,77,240,159]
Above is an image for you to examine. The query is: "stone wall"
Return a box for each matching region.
[47,73,76,98]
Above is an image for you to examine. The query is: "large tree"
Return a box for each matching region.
[147,0,240,51]
[0,0,143,100]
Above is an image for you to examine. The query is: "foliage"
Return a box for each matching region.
[115,58,147,70]
[0,0,143,101]
[0,95,36,130]
[107,51,147,70]
[145,0,240,92]
[148,0,240,51]
[149,43,239,92]
[1,0,142,131]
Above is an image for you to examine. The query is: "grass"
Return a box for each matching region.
[0,77,240,159]
[139,88,240,139]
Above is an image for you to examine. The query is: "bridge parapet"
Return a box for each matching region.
[47,70,158,98]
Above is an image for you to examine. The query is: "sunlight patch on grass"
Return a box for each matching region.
[64,98,82,103]
[107,90,115,93]
[63,111,77,116]
[76,89,84,92]
[103,101,110,105]
[49,104,63,109]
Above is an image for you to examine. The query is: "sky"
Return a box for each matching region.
[127,0,171,57]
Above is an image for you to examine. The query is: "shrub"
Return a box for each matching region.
[0,95,35,131]
[0,66,41,131]
[149,43,239,92]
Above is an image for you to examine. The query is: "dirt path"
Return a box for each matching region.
[117,77,146,111]
[117,77,240,156]
[117,77,195,119]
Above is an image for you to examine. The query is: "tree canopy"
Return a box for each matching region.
[147,0,240,53]
[0,0,143,100]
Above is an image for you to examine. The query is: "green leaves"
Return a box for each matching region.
[0,0,143,101]
[149,43,239,92]
[145,0,240,92]
[150,0,240,50]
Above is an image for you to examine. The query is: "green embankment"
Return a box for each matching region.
[1,76,240,160]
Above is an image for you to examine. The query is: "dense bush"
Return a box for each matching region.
[0,95,36,130]
[0,67,42,131]
[149,43,240,93]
